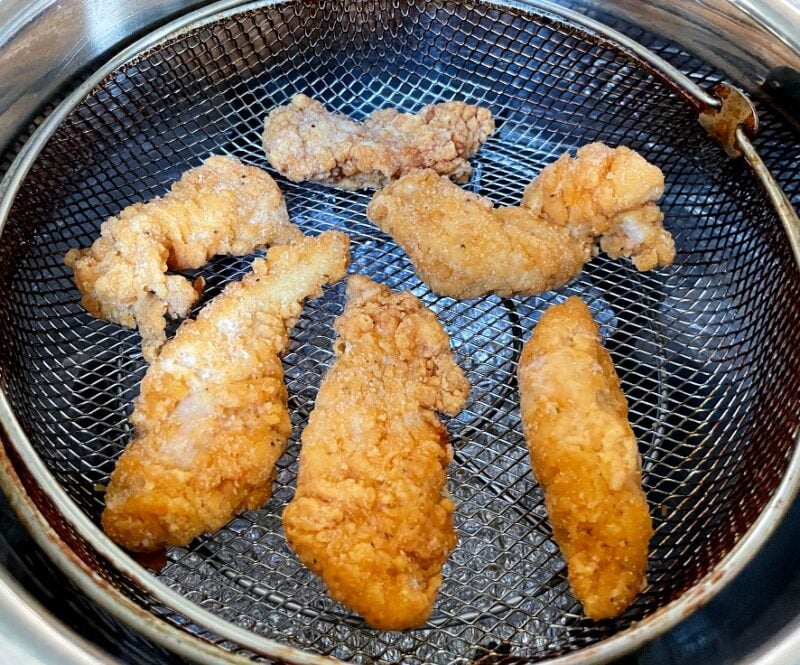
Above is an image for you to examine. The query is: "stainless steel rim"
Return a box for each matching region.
[0,543,116,665]
[735,128,800,267]
[0,439,259,665]
[0,0,798,663]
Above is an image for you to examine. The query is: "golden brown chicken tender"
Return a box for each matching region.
[367,169,589,299]
[102,232,349,552]
[367,143,674,299]
[282,275,470,631]
[522,142,675,268]
[65,155,302,362]
[517,296,652,619]
[262,94,494,190]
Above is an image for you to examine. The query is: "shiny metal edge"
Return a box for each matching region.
[0,430,261,665]
[0,0,797,663]
[0,0,252,220]
[0,548,116,665]
[0,392,337,662]
[490,0,721,109]
[0,0,56,47]
[744,612,800,665]
[0,0,213,149]
[574,0,800,99]
[735,127,800,267]
[546,430,800,665]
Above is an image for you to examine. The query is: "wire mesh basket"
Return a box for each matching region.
[0,0,799,663]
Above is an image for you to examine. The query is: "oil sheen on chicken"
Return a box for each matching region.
[367,143,675,299]
[282,275,470,630]
[102,232,349,551]
[517,296,652,619]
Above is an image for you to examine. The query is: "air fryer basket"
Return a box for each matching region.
[0,0,799,663]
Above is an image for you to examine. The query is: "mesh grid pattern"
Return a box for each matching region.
[0,0,799,662]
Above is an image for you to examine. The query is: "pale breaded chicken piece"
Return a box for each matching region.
[598,206,676,272]
[262,93,494,190]
[102,232,349,552]
[65,155,302,362]
[517,296,652,619]
[367,143,675,299]
[522,142,675,269]
[282,275,470,631]
[367,169,590,299]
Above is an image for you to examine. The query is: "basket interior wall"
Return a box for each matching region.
[0,1,799,662]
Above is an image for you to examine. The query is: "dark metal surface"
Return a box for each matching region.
[0,489,181,665]
[0,538,113,664]
[0,0,799,663]
[577,0,800,122]
[0,0,211,149]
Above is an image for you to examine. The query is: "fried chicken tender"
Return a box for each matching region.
[262,94,494,190]
[517,296,652,619]
[522,142,675,269]
[65,156,303,362]
[367,143,675,299]
[367,170,589,299]
[282,275,470,630]
[102,232,350,552]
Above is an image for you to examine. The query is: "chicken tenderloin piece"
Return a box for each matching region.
[65,155,303,362]
[282,275,470,631]
[517,296,652,619]
[522,142,675,270]
[262,93,494,190]
[367,143,675,299]
[367,169,589,299]
[102,232,350,552]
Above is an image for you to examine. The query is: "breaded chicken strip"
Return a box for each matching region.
[517,296,652,619]
[262,94,494,190]
[65,156,302,362]
[367,143,674,299]
[282,275,469,630]
[367,170,589,299]
[102,232,349,552]
[522,142,675,269]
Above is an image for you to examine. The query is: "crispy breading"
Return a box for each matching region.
[598,205,676,272]
[367,143,674,299]
[367,169,589,299]
[522,142,674,269]
[102,232,349,552]
[262,94,494,190]
[65,155,302,362]
[282,275,469,630]
[517,296,652,619]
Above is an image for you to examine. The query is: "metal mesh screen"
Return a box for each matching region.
[0,0,799,662]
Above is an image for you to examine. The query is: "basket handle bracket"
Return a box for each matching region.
[699,83,758,158]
